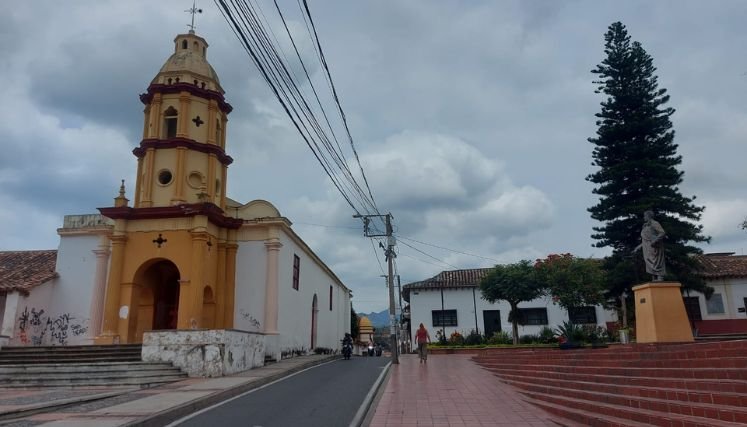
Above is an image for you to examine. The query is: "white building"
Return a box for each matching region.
[403,268,616,342]
[403,255,747,342]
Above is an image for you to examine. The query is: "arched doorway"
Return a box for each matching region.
[311,294,318,349]
[139,260,180,330]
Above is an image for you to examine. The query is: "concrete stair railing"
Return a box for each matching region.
[473,340,747,426]
[0,344,187,388]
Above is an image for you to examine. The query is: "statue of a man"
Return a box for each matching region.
[634,210,666,281]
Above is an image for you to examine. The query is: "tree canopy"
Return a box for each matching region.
[534,254,607,314]
[479,260,545,344]
[587,21,710,296]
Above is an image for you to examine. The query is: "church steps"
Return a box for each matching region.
[0,362,177,374]
[494,372,747,406]
[501,377,747,423]
[0,373,187,388]
[0,344,186,387]
[0,344,142,352]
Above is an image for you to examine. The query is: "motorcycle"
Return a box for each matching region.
[375,345,382,357]
[342,338,353,360]
[367,343,374,356]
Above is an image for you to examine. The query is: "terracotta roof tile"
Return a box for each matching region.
[697,254,747,279]
[403,255,747,302]
[0,250,58,295]
[402,268,492,301]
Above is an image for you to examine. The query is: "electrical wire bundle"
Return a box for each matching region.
[214,0,379,218]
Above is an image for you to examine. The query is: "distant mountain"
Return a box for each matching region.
[359,309,389,327]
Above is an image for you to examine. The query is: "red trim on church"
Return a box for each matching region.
[99,203,244,229]
[133,138,234,166]
[139,83,233,114]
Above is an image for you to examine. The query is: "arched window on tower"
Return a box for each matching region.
[182,40,188,49]
[215,119,222,146]
[164,107,178,139]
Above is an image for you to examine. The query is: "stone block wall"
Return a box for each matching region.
[142,329,265,377]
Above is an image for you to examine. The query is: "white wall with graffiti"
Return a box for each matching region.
[234,240,267,334]
[5,234,99,346]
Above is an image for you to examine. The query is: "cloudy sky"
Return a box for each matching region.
[2,1,746,313]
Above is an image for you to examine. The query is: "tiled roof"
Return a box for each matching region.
[402,268,492,302]
[403,254,747,302]
[0,250,58,295]
[697,254,747,279]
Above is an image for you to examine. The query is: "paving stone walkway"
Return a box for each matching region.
[368,354,559,427]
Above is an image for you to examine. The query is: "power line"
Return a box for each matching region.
[398,239,461,270]
[214,0,380,217]
[396,235,501,263]
[370,237,386,275]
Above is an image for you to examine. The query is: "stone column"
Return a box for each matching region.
[177,92,190,138]
[223,243,238,328]
[97,233,127,344]
[117,282,140,343]
[263,239,282,334]
[215,242,227,328]
[88,236,111,339]
[173,147,187,204]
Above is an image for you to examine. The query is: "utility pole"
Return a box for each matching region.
[354,212,398,364]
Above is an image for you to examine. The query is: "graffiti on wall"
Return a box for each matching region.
[239,309,261,331]
[16,307,89,346]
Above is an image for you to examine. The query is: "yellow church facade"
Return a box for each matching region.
[0,29,351,374]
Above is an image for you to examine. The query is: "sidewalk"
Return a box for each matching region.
[0,354,337,427]
[367,354,558,427]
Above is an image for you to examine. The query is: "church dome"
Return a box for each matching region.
[151,32,224,93]
[358,316,374,332]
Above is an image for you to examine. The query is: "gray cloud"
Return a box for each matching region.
[2,0,746,312]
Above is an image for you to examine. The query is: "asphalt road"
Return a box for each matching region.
[174,355,390,427]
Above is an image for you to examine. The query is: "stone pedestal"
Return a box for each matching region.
[142,329,266,377]
[632,282,694,343]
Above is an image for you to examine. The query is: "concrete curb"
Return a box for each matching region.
[349,361,391,427]
[0,389,135,424]
[124,355,339,427]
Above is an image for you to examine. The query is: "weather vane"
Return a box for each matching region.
[186,1,203,33]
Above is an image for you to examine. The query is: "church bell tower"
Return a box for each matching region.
[96,30,241,344]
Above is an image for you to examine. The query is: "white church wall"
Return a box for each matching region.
[234,241,267,333]
[9,280,54,346]
[48,234,100,343]
[277,233,348,355]
[409,287,615,342]
[8,234,100,346]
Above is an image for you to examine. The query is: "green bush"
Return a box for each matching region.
[537,326,556,344]
[555,321,585,343]
[435,329,448,345]
[519,334,538,344]
[487,331,512,345]
[464,330,483,345]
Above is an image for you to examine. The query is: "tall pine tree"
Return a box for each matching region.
[587,22,710,297]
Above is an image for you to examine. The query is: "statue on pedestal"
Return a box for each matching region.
[634,210,666,281]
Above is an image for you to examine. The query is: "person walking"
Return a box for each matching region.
[415,323,431,364]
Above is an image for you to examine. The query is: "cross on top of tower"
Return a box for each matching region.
[185,1,203,34]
